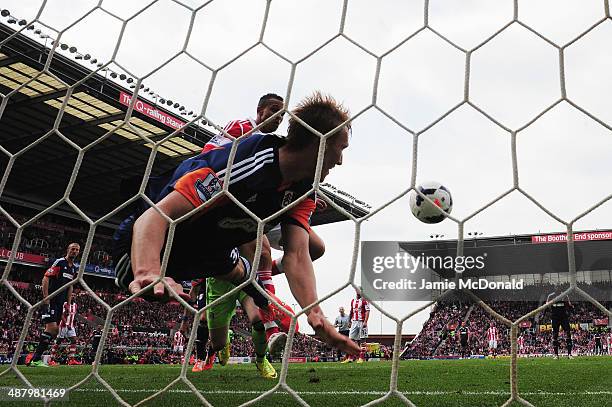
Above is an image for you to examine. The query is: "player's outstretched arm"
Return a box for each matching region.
[281,223,360,356]
[307,312,360,356]
[130,190,194,301]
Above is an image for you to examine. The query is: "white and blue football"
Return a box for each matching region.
[409,181,453,224]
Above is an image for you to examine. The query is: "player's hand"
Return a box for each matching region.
[307,310,360,356]
[315,198,327,210]
[129,272,191,303]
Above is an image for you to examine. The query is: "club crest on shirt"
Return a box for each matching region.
[195,173,222,202]
[282,191,294,207]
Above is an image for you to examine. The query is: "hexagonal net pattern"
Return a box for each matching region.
[0,1,611,406]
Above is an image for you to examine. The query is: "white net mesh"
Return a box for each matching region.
[0,0,611,406]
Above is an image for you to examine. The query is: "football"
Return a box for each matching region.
[409,181,453,224]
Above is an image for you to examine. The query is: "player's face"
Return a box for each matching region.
[321,128,349,181]
[66,244,80,260]
[257,99,284,133]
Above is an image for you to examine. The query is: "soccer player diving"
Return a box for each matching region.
[113,92,360,358]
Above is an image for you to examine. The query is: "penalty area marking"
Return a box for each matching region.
[72,389,612,396]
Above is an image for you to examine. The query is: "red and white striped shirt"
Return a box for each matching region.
[173,331,185,348]
[350,297,370,322]
[202,118,256,153]
[61,302,77,329]
[486,327,498,341]
[517,335,525,348]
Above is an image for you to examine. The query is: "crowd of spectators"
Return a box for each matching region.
[0,283,334,364]
[2,206,610,363]
[0,207,114,267]
[405,286,610,358]
[406,302,470,358]
[1,280,608,364]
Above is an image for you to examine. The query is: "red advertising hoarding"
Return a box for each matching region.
[593,318,609,326]
[119,92,186,131]
[8,280,31,289]
[531,230,612,244]
[0,248,47,266]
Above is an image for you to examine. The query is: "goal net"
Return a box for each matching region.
[0,1,611,406]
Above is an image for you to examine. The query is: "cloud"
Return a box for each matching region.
[5,0,611,335]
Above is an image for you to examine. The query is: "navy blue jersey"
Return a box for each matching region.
[91,329,103,344]
[547,292,571,320]
[459,326,469,341]
[116,133,315,252]
[551,301,570,319]
[44,258,77,305]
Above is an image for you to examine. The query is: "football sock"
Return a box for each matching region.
[256,269,275,294]
[196,322,209,360]
[33,331,54,362]
[252,321,267,363]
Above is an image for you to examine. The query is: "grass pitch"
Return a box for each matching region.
[0,357,610,406]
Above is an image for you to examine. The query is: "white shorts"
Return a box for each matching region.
[58,326,76,339]
[349,321,368,341]
[488,340,498,349]
[173,345,184,353]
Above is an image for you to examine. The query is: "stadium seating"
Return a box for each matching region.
[0,284,333,364]
[405,283,610,358]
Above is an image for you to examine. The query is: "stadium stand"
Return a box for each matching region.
[2,276,608,366]
[405,283,611,359]
[1,208,610,364]
[0,283,338,365]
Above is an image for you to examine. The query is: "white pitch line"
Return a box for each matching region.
[71,389,612,396]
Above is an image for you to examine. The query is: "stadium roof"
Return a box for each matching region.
[0,17,369,225]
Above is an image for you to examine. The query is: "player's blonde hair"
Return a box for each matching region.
[286,91,350,151]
